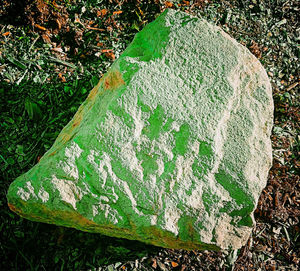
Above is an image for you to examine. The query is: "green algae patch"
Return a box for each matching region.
[120,10,171,62]
[7,9,273,250]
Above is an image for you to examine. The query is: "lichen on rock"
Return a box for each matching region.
[7,9,273,251]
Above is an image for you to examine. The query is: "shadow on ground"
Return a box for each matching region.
[2,214,158,270]
[0,80,158,270]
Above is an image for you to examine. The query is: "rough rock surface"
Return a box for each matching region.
[7,9,273,250]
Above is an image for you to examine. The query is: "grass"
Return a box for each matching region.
[0,0,299,270]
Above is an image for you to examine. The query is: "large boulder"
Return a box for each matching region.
[7,9,273,250]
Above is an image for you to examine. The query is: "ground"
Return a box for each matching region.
[0,0,299,270]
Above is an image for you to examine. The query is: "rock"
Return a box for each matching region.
[7,9,273,250]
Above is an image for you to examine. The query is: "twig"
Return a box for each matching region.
[48,56,76,69]
[286,82,298,91]
[29,35,40,52]
[16,69,29,85]
[283,226,290,242]
[86,26,105,31]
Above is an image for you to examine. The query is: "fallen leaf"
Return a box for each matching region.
[107,26,113,32]
[58,73,66,82]
[105,51,115,60]
[113,10,123,15]
[171,261,179,267]
[98,9,108,17]
[74,14,81,24]
[152,258,157,269]
[42,33,51,43]
[56,18,62,29]
[35,24,47,31]
[138,6,144,16]
[52,47,64,53]
[52,1,59,8]
[165,1,174,8]
[249,40,262,59]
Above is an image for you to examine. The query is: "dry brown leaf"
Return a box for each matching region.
[74,14,82,24]
[105,51,115,60]
[113,10,123,15]
[35,24,47,31]
[98,9,108,17]
[58,73,66,82]
[171,261,179,267]
[165,1,174,8]
[152,258,157,269]
[249,40,262,59]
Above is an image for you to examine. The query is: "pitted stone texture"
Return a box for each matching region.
[7,9,273,250]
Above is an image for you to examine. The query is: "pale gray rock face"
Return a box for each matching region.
[7,9,273,251]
